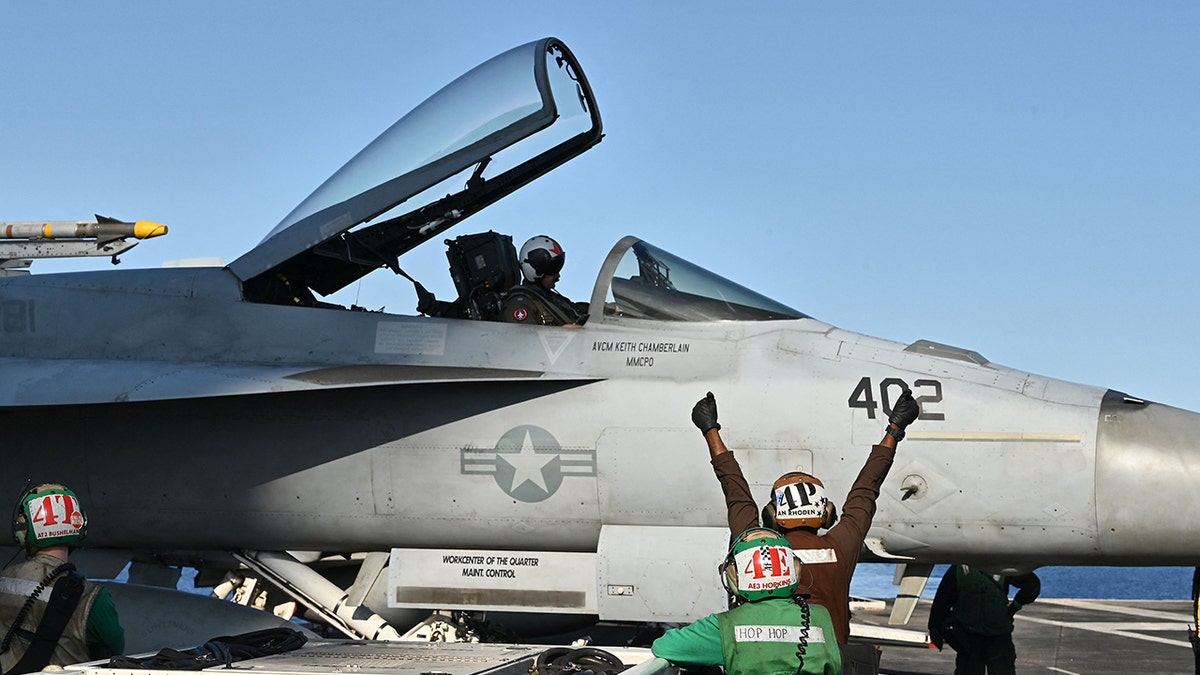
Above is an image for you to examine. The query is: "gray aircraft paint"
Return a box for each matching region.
[1,37,1196,632]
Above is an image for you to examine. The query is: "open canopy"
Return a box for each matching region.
[230,38,602,303]
[227,37,804,324]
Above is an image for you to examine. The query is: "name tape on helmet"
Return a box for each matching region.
[28,493,85,543]
[774,482,828,521]
[734,544,797,593]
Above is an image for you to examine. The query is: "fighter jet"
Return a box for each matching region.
[2,37,1198,644]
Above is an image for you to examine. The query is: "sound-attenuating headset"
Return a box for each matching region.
[766,471,838,531]
[720,527,800,604]
[10,480,34,547]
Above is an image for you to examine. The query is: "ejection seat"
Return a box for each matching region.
[418,231,520,321]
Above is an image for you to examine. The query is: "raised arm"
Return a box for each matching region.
[834,388,920,543]
[693,392,760,535]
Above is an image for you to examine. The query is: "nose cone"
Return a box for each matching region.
[1096,389,1200,562]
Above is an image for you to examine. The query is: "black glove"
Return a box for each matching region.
[414,282,436,315]
[889,388,920,429]
[1007,601,1021,617]
[929,627,944,651]
[691,392,721,433]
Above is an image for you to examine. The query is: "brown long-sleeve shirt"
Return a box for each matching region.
[712,444,895,644]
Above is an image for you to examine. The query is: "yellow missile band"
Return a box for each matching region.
[133,221,168,239]
[43,223,54,238]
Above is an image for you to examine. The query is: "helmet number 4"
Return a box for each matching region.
[32,494,82,528]
[848,377,945,421]
[745,547,793,581]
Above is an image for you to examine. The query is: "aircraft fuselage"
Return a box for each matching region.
[3,265,1196,571]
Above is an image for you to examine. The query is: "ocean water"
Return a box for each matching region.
[849,563,1194,600]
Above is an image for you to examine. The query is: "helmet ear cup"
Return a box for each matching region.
[720,552,737,598]
[760,503,776,530]
[823,501,838,529]
[11,482,34,547]
[12,509,26,547]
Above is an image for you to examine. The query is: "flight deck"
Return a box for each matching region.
[860,596,1195,674]
[37,596,1195,675]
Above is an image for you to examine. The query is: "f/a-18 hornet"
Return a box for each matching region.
[2,37,1198,645]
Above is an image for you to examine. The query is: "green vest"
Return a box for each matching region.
[0,554,100,671]
[951,566,1013,636]
[716,598,842,675]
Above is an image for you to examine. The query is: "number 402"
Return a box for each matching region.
[848,377,945,421]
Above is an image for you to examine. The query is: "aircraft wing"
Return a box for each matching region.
[0,357,593,407]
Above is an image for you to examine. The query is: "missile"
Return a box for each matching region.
[0,215,168,264]
[1,218,167,241]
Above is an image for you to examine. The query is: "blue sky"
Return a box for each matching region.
[3,2,1197,412]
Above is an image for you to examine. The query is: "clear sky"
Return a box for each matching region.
[3,2,1197,412]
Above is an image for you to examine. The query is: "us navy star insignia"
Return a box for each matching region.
[460,425,596,502]
[505,429,552,493]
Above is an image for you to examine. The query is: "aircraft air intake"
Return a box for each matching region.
[1094,389,1200,561]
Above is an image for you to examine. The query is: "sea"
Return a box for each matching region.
[849,563,1194,600]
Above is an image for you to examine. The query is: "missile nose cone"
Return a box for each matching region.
[1096,390,1200,561]
[132,221,168,239]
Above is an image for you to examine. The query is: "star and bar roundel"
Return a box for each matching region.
[460,425,597,502]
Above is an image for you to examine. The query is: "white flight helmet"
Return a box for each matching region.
[519,235,566,283]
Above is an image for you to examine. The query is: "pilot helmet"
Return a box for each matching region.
[519,235,566,283]
[720,527,799,603]
[11,483,88,550]
[766,471,838,530]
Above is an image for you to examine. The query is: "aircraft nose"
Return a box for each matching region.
[1095,389,1200,562]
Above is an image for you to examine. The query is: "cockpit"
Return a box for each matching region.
[598,238,805,322]
[226,37,805,324]
[425,230,806,324]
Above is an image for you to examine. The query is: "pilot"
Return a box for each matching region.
[927,564,1041,675]
[690,389,919,672]
[0,483,124,672]
[500,235,588,327]
[652,527,841,675]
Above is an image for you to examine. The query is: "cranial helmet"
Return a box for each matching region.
[768,472,838,530]
[721,527,799,603]
[519,235,566,283]
[11,483,88,550]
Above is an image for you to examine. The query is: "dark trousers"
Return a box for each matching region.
[951,629,1016,675]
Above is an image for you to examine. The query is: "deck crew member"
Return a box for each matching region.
[928,564,1041,675]
[1,483,124,673]
[690,389,919,671]
[501,235,587,327]
[652,527,841,674]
